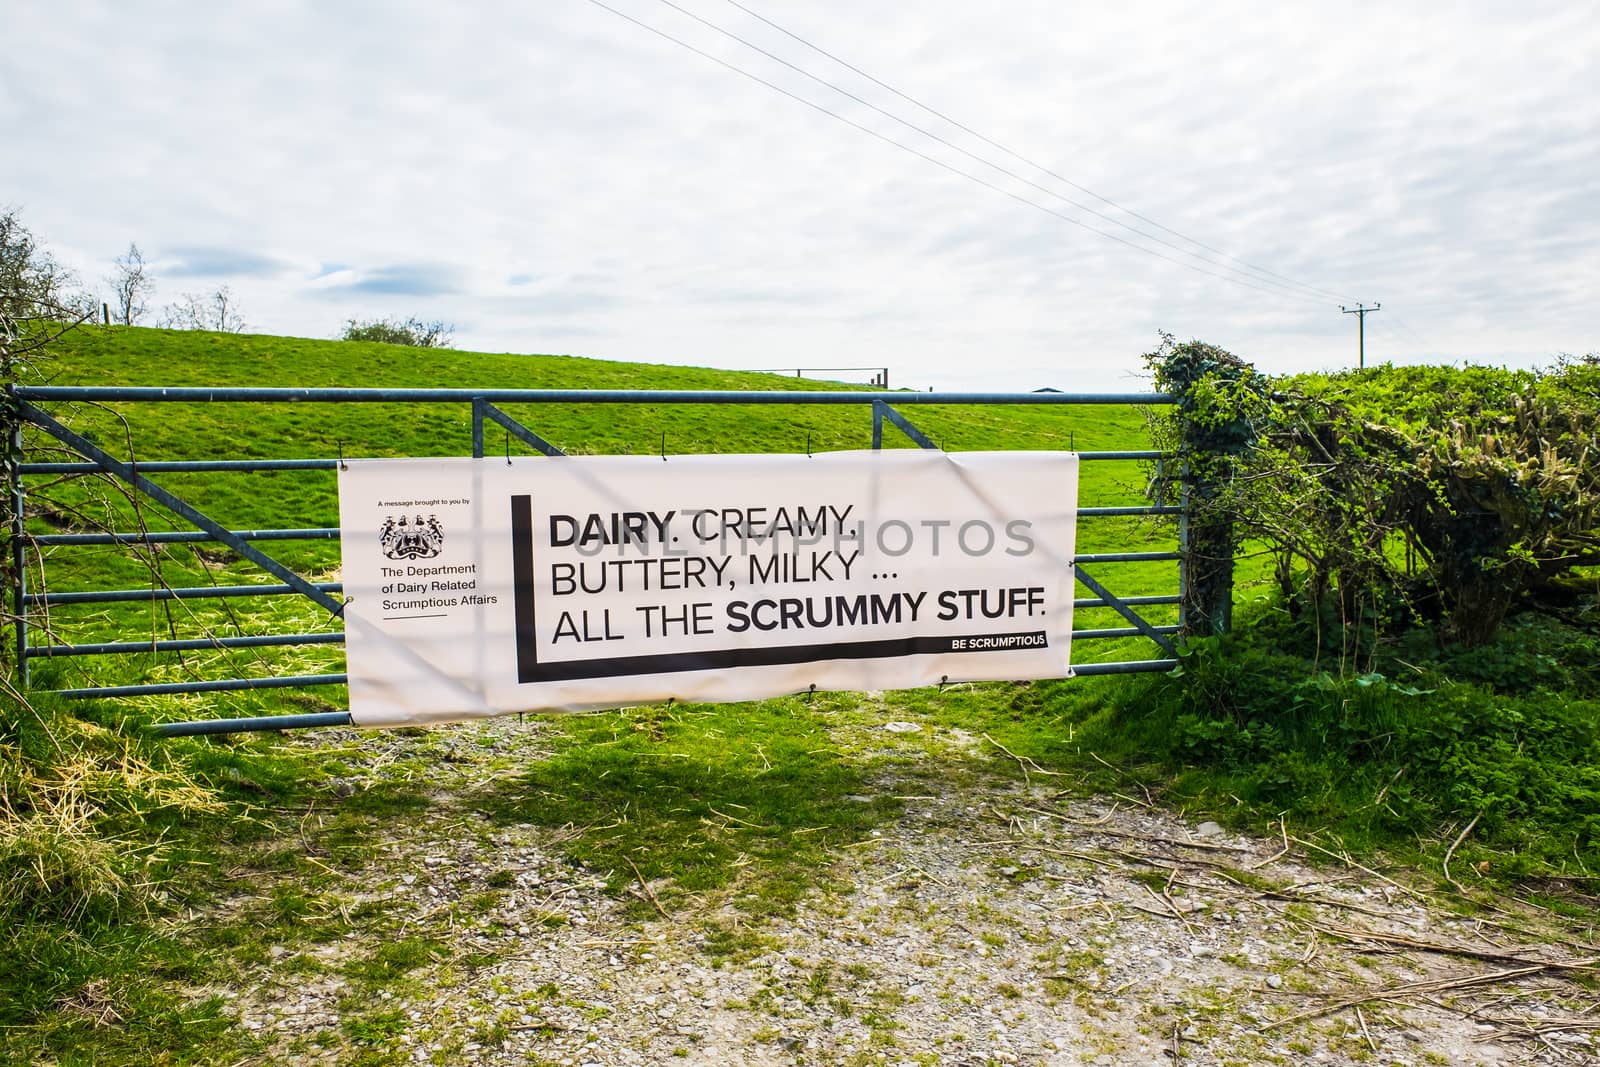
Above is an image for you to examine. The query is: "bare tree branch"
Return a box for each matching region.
[160,286,246,333]
[107,243,153,326]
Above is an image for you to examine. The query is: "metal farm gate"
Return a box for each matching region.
[5,386,1184,735]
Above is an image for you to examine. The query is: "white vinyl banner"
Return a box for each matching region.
[337,451,1078,727]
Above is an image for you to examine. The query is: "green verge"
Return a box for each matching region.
[2,687,345,1063]
[1044,603,1600,890]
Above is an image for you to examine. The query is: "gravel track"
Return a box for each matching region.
[214,718,1598,1066]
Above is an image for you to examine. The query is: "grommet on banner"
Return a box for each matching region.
[938,674,949,692]
[806,683,817,702]
[505,430,512,466]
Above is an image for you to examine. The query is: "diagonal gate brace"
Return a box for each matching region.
[472,398,567,458]
[1074,563,1178,656]
[16,401,345,616]
[872,400,938,450]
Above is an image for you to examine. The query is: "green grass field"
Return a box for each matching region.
[20,325,1177,710]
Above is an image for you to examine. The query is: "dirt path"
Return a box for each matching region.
[212,718,1597,1066]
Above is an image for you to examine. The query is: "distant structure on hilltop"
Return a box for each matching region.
[752,366,891,388]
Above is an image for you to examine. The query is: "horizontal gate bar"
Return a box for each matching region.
[142,661,1182,732]
[28,537,1177,556]
[28,529,1175,553]
[27,582,342,606]
[1072,625,1182,641]
[24,454,1161,474]
[1073,659,1179,676]
[1074,594,1179,609]
[1077,451,1162,461]
[1076,551,1180,563]
[143,660,1181,734]
[27,632,344,658]
[128,652,1177,735]
[22,459,339,474]
[16,386,1173,406]
[53,673,348,700]
[153,711,355,737]
[1078,505,1183,517]
[32,527,338,546]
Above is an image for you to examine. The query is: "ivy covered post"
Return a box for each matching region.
[1146,337,1269,638]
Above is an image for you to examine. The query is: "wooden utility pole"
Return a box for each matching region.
[1340,303,1380,368]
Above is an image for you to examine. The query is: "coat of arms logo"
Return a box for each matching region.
[379,514,445,560]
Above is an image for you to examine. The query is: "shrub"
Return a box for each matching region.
[1148,343,1600,651]
[341,316,453,348]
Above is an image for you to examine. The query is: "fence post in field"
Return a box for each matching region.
[1149,340,1266,639]
[2,385,24,683]
[1179,454,1237,638]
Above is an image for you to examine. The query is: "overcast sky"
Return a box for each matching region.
[5,0,1595,391]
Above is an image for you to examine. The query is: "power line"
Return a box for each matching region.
[1383,310,1434,349]
[719,0,1355,305]
[585,0,1329,306]
[1360,315,1406,359]
[649,0,1338,306]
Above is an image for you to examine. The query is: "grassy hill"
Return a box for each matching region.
[33,325,1155,456]
[19,325,1176,706]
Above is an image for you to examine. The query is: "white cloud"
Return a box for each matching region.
[6,0,1595,389]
